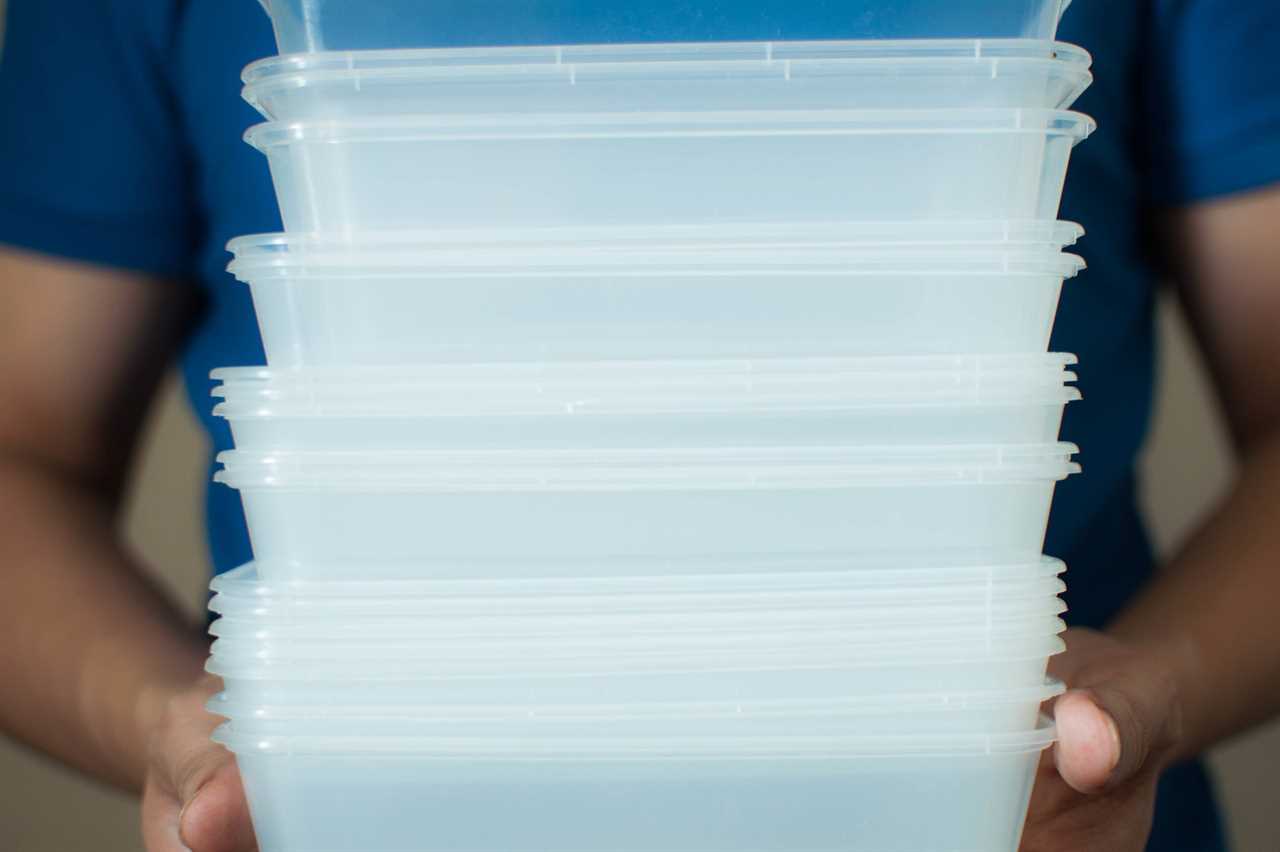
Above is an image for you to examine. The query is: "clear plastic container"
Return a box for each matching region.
[218,716,1054,852]
[246,109,1094,233]
[214,444,1079,579]
[207,630,1065,704]
[226,237,1086,364]
[255,0,1075,53]
[242,40,1092,121]
[212,354,1080,449]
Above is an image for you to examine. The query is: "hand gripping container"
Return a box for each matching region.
[215,718,1056,852]
[246,108,1094,232]
[241,40,1093,121]
[226,232,1087,364]
[255,0,1076,53]
[213,444,1080,578]
[211,354,1081,450]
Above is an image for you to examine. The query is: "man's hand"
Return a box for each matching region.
[1020,628,1185,851]
[140,675,257,852]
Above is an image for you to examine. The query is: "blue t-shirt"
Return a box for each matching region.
[3,3,1280,849]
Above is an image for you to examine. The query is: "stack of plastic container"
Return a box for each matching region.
[208,2,1092,850]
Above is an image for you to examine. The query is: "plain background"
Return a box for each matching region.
[2,296,1279,850]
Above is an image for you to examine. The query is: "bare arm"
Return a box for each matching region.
[1020,186,1280,851]
[1109,185,1280,758]
[0,245,206,789]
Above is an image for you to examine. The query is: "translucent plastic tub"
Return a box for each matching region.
[208,681,1063,739]
[212,355,1080,449]
[207,631,1065,704]
[246,109,1094,233]
[255,0,1075,53]
[226,236,1086,364]
[214,444,1079,577]
[218,718,1054,852]
[242,40,1092,121]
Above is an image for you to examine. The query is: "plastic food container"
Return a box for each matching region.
[246,109,1094,233]
[226,236,1086,364]
[242,40,1092,121]
[214,444,1079,577]
[255,0,1076,53]
[212,354,1080,449]
[207,629,1065,704]
[217,717,1054,852]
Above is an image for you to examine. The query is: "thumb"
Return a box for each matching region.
[149,680,257,852]
[1049,633,1183,794]
[176,749,257,852]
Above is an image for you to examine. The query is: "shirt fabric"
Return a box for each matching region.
[3,2,1280,850]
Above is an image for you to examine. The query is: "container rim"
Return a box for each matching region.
[208,613,1067,652]
[205,633,1066,680]
[210,715,1057,758]
[207,584,1068,625]
[210,387,1082,420]
[206,679,1065,723]
[226,221,1086,255]
[209,555,1068,598]
[213,443,1081,490]
[225,246,1088,280]
[243,107,1097,149]
[211,353,1079,386]
[207,594,1068,631]
[243,39,1091,85]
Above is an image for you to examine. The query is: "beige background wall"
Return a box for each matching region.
[1,297,1278,849]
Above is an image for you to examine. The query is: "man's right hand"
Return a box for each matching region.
[140,675,257,852]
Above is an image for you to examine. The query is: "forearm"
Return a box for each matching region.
[0,451,208,792]
[1109,430,1280,761]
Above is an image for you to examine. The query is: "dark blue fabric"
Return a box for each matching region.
[3,2,1279,849]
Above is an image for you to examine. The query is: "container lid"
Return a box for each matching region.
[243,40,1091,85]
[209,612,1066,651]
[207,598,1068,642]
[226,240,1087,278]
[244,107,1096,149]
[206,631,1066,680]
[213,443,1080,491]
[212,353,1079,387]
[211,354,1080,418]
[207,679,1065,723]
[211,555,1067,599]
[207,579,1068,620]
[211,715,1057,758]
[227,221,1085,259]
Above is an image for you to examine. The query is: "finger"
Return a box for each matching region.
[178,757,258,852]
[1048,630,1182,794]
[1053,689,1122,794]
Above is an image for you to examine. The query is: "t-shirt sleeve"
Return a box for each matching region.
[1144,0,1280,204]
[0,0,197,278]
